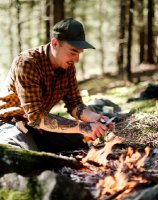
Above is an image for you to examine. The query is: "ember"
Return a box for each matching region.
[60,135,158,200]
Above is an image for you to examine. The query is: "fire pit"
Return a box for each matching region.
[59,135,158,200]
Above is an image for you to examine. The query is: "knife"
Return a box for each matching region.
[82,116,116,143]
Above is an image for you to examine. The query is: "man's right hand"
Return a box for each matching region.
[79,121,109,141]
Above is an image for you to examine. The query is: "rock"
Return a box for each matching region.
[0,144,93,200]
[123,184,158,200]
[0,170,93,200]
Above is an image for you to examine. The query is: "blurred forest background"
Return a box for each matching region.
[0,0,158,84]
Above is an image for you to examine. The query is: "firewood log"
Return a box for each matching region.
[0,144,81,176]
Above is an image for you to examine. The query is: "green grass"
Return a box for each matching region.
[50,77,158,117]
[124,99,157,114]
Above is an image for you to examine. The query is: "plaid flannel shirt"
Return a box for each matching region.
[0,43,83,125]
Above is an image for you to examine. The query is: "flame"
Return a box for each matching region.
[81,135,151,200]
[82,134,125,165]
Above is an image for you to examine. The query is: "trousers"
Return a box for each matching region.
[0,123,88,153]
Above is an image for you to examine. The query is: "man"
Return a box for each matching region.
[0,18,111,153]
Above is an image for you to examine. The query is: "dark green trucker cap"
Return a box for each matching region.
[51,18,95,49]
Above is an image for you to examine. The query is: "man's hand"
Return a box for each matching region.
[79,121,109,141]
[80,115,116,142]
[96,114,115,130]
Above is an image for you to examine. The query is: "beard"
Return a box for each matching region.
[54,67,67,76]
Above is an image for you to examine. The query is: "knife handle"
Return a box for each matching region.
[83,136,92,143]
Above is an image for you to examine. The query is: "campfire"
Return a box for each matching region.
[60,132,158,200]
[95,146,151,199]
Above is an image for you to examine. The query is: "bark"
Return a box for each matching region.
[138,0,145,64]
[8,1,14,63]
[16,0,22,52]
[126,0,134,82]
[98,0,105,75]
[52,0,64,24]
[0,144,81,176]
[147,0,155,63]
[117,0,127,77]
[45,0,51,43]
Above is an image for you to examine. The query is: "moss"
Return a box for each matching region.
[0,144,40,174]
[0,188,30,200]
[0,144,77,176]
[0,143,58,162]
[27,178,43,200]
[79,77,112,91]
[0,178,43,200]
[127,99,157,114]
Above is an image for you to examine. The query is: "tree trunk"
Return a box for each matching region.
[45,0,51,43]
[79,14,86,80]
[16,0,22,52]
[126,0,134,82]
[138,0,145,64]
[147,0,155,63]
[98,0,105,75]
[52,0,65,24]
[8,1,14,63]
[38,2,43,44]
[117,0,127,78]
[0,144,81,176]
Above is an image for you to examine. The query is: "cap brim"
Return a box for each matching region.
[68,41,95,49]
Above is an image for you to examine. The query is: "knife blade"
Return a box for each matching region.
[100,116,116,125]
[82,116,116,143]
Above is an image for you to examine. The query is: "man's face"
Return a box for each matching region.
[54,40,83,69]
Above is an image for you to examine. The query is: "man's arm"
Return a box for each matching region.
[71,103,107,123]
[38,113,95,136]
[38,112,109,140]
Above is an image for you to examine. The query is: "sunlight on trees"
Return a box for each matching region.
[0,0,157,84]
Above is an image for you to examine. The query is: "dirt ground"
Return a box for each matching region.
[115,113,158,148]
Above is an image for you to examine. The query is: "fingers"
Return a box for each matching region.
[89,122,108,140]
[97,114,109,122]
[94,127,103,138]
[81,120,113,142]
[97,115,115,130]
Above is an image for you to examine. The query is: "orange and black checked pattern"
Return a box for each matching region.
[0,44,82,125]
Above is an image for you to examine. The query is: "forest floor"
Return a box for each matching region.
[53,66,158,149]
[78,69,158,149]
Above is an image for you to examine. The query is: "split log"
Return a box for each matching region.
[0,144,82,176]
